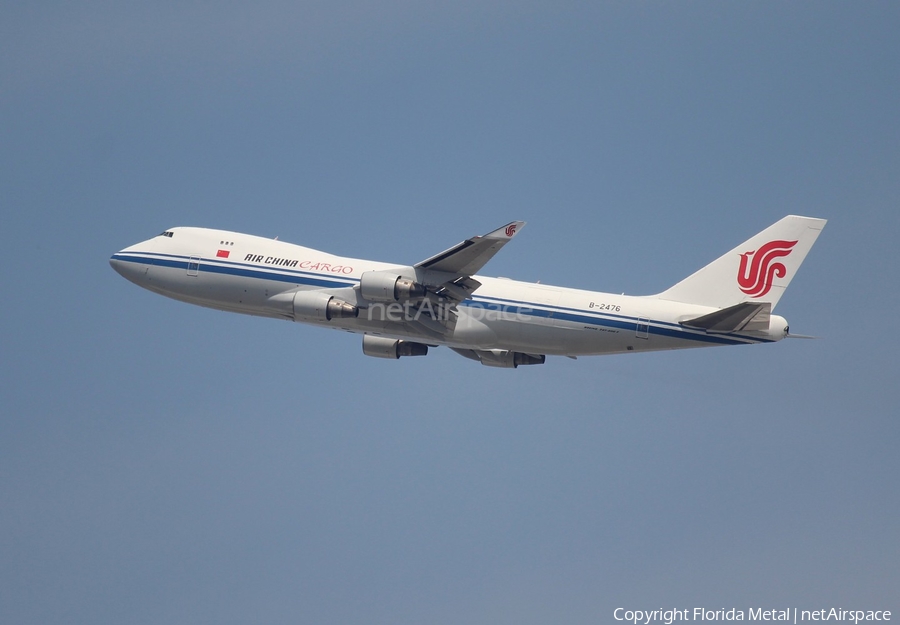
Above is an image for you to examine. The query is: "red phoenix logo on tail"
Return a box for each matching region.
[505,224,518,237]
[737,240,798,298]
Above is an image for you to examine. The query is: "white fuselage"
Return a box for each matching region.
[110,227,787,357]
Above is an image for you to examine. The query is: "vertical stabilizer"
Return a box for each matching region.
[656,215,826,310]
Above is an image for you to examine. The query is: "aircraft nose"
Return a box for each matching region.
[109,245,148,285]
[109,248,132,278]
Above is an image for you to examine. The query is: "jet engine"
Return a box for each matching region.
[359,270,426,302]
[362,335,429,359]
[292,290,358,322]
[478,350,546,368]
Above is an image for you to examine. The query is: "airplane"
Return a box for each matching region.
[110,215,826,368]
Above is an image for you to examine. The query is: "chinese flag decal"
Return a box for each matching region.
[216,249,230,258]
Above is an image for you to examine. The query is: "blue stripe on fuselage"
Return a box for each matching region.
[458,300,763,346]
[111,252,355,289]
[112,251,770,346]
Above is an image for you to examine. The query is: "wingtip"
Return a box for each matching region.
[486,221,526,239]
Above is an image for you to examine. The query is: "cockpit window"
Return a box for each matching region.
[159,230,174,238]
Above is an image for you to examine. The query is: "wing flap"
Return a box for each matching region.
[432,276,481,302]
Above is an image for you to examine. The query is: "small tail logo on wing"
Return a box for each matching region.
[737,240,798,298]
[505,224,518,237]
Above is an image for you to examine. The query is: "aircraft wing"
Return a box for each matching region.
[395,221,525,337]
[416,221,525,276]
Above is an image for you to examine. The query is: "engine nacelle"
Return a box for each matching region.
[479,350,546,368]
[359,270,426,303]
[292,290,358,322]
[362,335,429,359]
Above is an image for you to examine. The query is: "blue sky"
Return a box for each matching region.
[2,3,898,624]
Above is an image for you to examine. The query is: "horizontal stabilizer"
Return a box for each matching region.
[680,302,771,333]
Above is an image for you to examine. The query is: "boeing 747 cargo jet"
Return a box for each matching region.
[110,216,825,367]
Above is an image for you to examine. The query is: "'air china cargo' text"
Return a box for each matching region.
[244,254,354,274]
